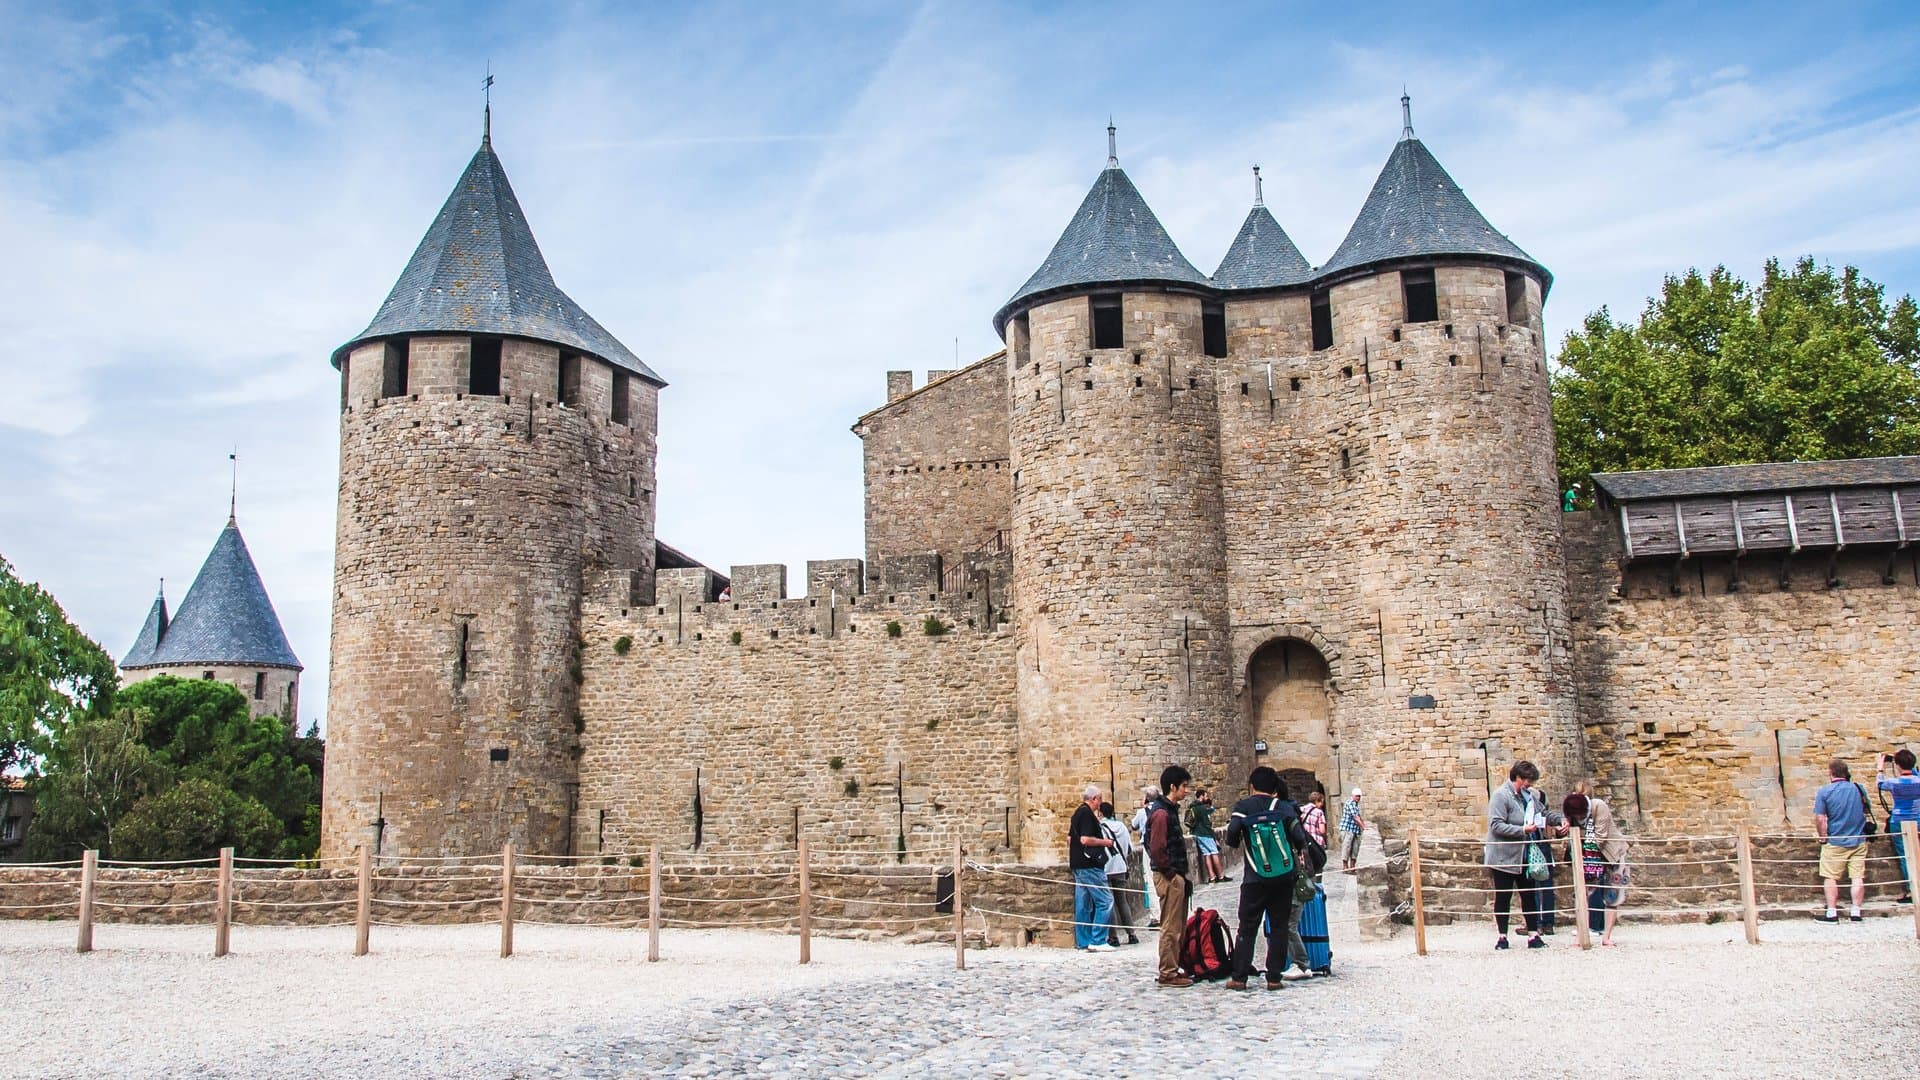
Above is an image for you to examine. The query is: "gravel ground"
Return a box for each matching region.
[5,884,1917,1079]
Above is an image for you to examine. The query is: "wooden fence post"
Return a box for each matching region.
[1903,822,1920,944]
[354,845,372,957]
[500,842,515,959]
[797,837,811,965]
[952,838,966,971]
[647,841,661,963]
[76,849,97,954]
[1736,824,1759,945]
[1408,829,1426,957]
[1569,828,1591,951]
[215,847,233,958]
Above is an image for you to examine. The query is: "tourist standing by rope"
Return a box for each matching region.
[1338,789,1365,872]
[1068,785,1117,951]
[1186,789,1223,884]
[1562,790,1628,946]
[1133,786,1159,922]
[1100,800,1140,946]
[1814,758,1872,923]
[1878,749,1920,903]
[1222,767,1312,991]
[1485,760,1560,950]
[1145,766,1193,987]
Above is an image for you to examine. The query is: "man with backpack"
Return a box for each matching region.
[1144,765,1194,987]
[1221,766,1319,991]
[1814,757,1873,922]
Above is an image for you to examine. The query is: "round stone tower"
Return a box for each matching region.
[321,126,663,858]
[1217,100,1581,835]
[994,130,1241,863]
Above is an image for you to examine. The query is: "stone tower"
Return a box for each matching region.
[995,130,1241,862]
[320,125,663,858]
[120,517,304,726]
[1217,101,1581,833]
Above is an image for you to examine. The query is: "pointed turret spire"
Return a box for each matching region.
[1401,88,1414,141]
[1106,119,1118,169]
[483,65,494,148]
[993,135,1211,334]
[123,521,301,671]
[122,582,170,669]
[332,134,662,384]
[1318,106,1549,288]
[1213,168,1312,291]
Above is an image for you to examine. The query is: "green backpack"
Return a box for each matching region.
[1243,797,1297,879]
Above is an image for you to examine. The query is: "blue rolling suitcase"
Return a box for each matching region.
[1298,883,1332,973]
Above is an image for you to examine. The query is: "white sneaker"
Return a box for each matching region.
[1087,943,1117,953]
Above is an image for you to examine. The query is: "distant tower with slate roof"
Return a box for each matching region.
[320,108,664,859]
[120,518,303,726]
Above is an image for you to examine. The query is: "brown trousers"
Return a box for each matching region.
[1152,871,1190,978]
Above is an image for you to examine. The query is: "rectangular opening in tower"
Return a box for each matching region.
[612,370,631,424]
[339,357,350,412]
[253,672,265,700]
[1505,271,1528,325]
[381,340,410,398]
[470,337,502,396]
[1091,294,1123,349]
[1310,291,1333,351]
[1202,302,1227,358]
[558,353,582,406]
[1402,269,1438,323]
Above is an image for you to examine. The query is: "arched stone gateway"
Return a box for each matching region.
[1244,638,1335,799]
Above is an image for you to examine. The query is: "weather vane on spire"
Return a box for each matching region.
[1106,118,1117,169]
[484,63,495,145]
[1252,165,1264,207]
[1401,87,1414,141]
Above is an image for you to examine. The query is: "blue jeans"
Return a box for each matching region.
[1072,868,1114,948]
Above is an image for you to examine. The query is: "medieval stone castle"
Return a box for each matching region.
[313,101,1920,863]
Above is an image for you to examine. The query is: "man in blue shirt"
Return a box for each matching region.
[1814,758,1870,922]
[1878,749,1920,903]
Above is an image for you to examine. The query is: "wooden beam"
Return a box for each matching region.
[1618,502,1635,560]
[76,849,96,954]
[1409,828,1427,957]
[1830,490,1846,550]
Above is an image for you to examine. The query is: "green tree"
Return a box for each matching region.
[112,778,284,862]
[22,708,171,858]
[1552,257,1920,500]
[0,555,117,775]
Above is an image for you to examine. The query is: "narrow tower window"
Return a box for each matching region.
[1202,302,1227,359]
[1010,313,1031,370]
[558,353,582,406]
[454,619,471,688]
[253,672,266,700]
[611,370,631,424]
[339,357,351,412]
[381,340,410,398]
[1402,268,1438,323]
[469,337,502,396]
[1310,291,1333,351]
[1505,271,1528,325]
[1091,294,1123,349]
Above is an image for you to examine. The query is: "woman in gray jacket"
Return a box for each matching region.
[1484,760,1563,950]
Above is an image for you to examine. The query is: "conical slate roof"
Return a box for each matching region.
[123,521,302,671]
[1212,204,1313,290]
[121,586,169,668]
[995,165,1211,333]
[1319,137,1548,288]
[332,138,662,385]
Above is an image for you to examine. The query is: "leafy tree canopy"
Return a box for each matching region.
[1552,257,1920,499]
[0,555,117,775]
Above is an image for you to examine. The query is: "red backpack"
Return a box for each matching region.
[1179,908,1233,981]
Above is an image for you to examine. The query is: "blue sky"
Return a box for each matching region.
[3,1,1918,733]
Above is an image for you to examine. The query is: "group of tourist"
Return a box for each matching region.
[1482,760,1630,949]
[1068,764,1347,988]
[1813,750,1920,921]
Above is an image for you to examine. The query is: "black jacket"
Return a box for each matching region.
[1145,796,1189,876]
[1223,794,1319,883]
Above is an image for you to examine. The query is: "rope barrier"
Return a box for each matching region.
[657,892,802,904]
[513,894,653,907]
[811,913,952,926]
[0,900,76,911]
[809,895,941,908]
[660,915,797,928]
[368,896,498,908]
[372,874,502,885]
[231,896,358,909]
[0,859,84,868]
[96,857,220,867]
[90,898,218,910]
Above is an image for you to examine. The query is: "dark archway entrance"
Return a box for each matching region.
[1245,638,1334,800]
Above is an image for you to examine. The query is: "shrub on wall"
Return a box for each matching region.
[729,630,743,645]
[885,620,902,638]
[613,635,632,655]
[923,617,948,636]
[843,778,860,797]
[828,756,844,771]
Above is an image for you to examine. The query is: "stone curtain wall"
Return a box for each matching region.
[1218,265,1581,839]
[324,335,658,859]
[1566,511,1920,832]
[574,587,1020,860]
[854,353,1013,581]
[1007,292,1241,865]
[0,862,1072,946]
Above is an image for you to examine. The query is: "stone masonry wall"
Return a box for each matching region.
[1007,291,1240,864]
[854,352,1012,583]
[1219,265,1581,840]
[574,583,1020,860]
[1566,510,1920,832]
[120,665,299,727]
[323,334,658,859]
